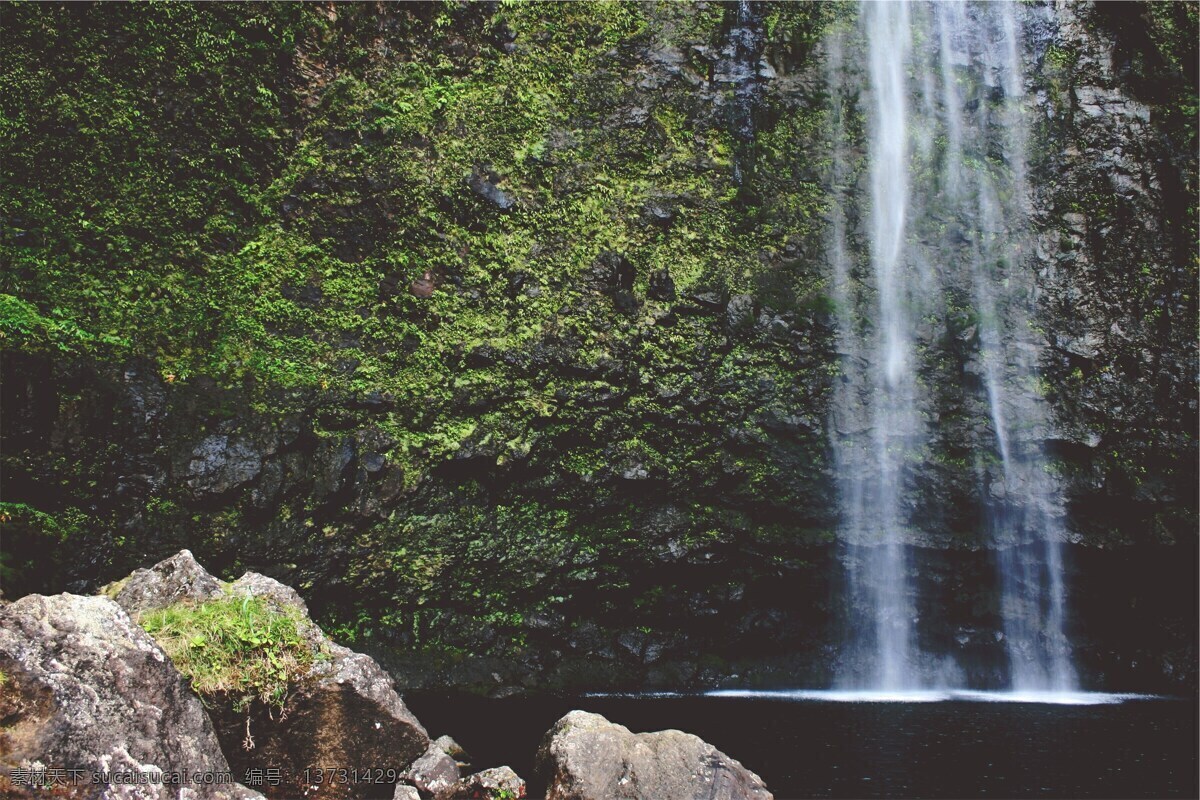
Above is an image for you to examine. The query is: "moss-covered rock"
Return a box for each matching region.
[110,549,431,800]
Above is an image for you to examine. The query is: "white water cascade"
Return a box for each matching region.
[828,1,1077,692]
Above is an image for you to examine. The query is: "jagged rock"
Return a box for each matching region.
[642,198,678,228]
[393,786,422,800]
[648,268,677,301]
[537,710,772,800]
[620,463,650,481]
[108,551,430,799]
[227,571,309,616]
[726,294,757,333]
[107,549,223,619]
[400,742,461,798]
[589,250,635,294]
[450,766,525,799]
[0,593,263,800]
[687,291,726,311]
[1056,331,1103,359]
[612,290,639,316]
[403,743,463,800]
[468,166,516,210]
[313,436,356,497]
[186,434,262,497]
[433,735,471,766]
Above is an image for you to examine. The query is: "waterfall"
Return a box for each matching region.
[719,0,765,186]
[828,0,1077,692]
[829,0,934,692]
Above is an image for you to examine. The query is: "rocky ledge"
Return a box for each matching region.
[1,551,525,799]
[1,551,774,799]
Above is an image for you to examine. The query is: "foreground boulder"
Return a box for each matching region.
[536,711,771,800]
[0,593,262,799]
[109,550,429,798]
[392,763,526,800]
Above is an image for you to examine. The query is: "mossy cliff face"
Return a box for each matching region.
[1027,2,1197,548]
[1,2,1195,692]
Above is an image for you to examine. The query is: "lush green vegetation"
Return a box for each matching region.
[140,595,323,714]
[1,0,835,474]
[1,3,830,396]
[1,2,839,663]
[1,2,1192,691]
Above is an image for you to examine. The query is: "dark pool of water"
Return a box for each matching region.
[404,692,1197,799]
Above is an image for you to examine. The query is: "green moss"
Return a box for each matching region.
[3,2,843,663]
[100,576,131,601]
[1044,44,1078,72]
[140,596,325,714]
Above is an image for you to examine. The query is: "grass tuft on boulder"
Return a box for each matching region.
[140,595,324,714]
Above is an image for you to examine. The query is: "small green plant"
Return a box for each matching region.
[140,596,323,714]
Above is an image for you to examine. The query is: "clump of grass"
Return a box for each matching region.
[141,596,323,714]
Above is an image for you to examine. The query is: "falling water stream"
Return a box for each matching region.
[830,0,1077,693]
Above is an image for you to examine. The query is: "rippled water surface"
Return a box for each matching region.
[405,692,1197,799]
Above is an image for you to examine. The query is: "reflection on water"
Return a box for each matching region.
[703,689,1161,706]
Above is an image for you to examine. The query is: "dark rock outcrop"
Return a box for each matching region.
[187,435,264,498]
[648,268,677,302]
[468,166,516,210]
[726,294,756,333]
[0,593,262,800]
[536,710,772,800]
[1025,2,1197,550]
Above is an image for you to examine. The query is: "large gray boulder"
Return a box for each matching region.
[536,711,772,800]
[0,593,262,800]
[108,550,430,799]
